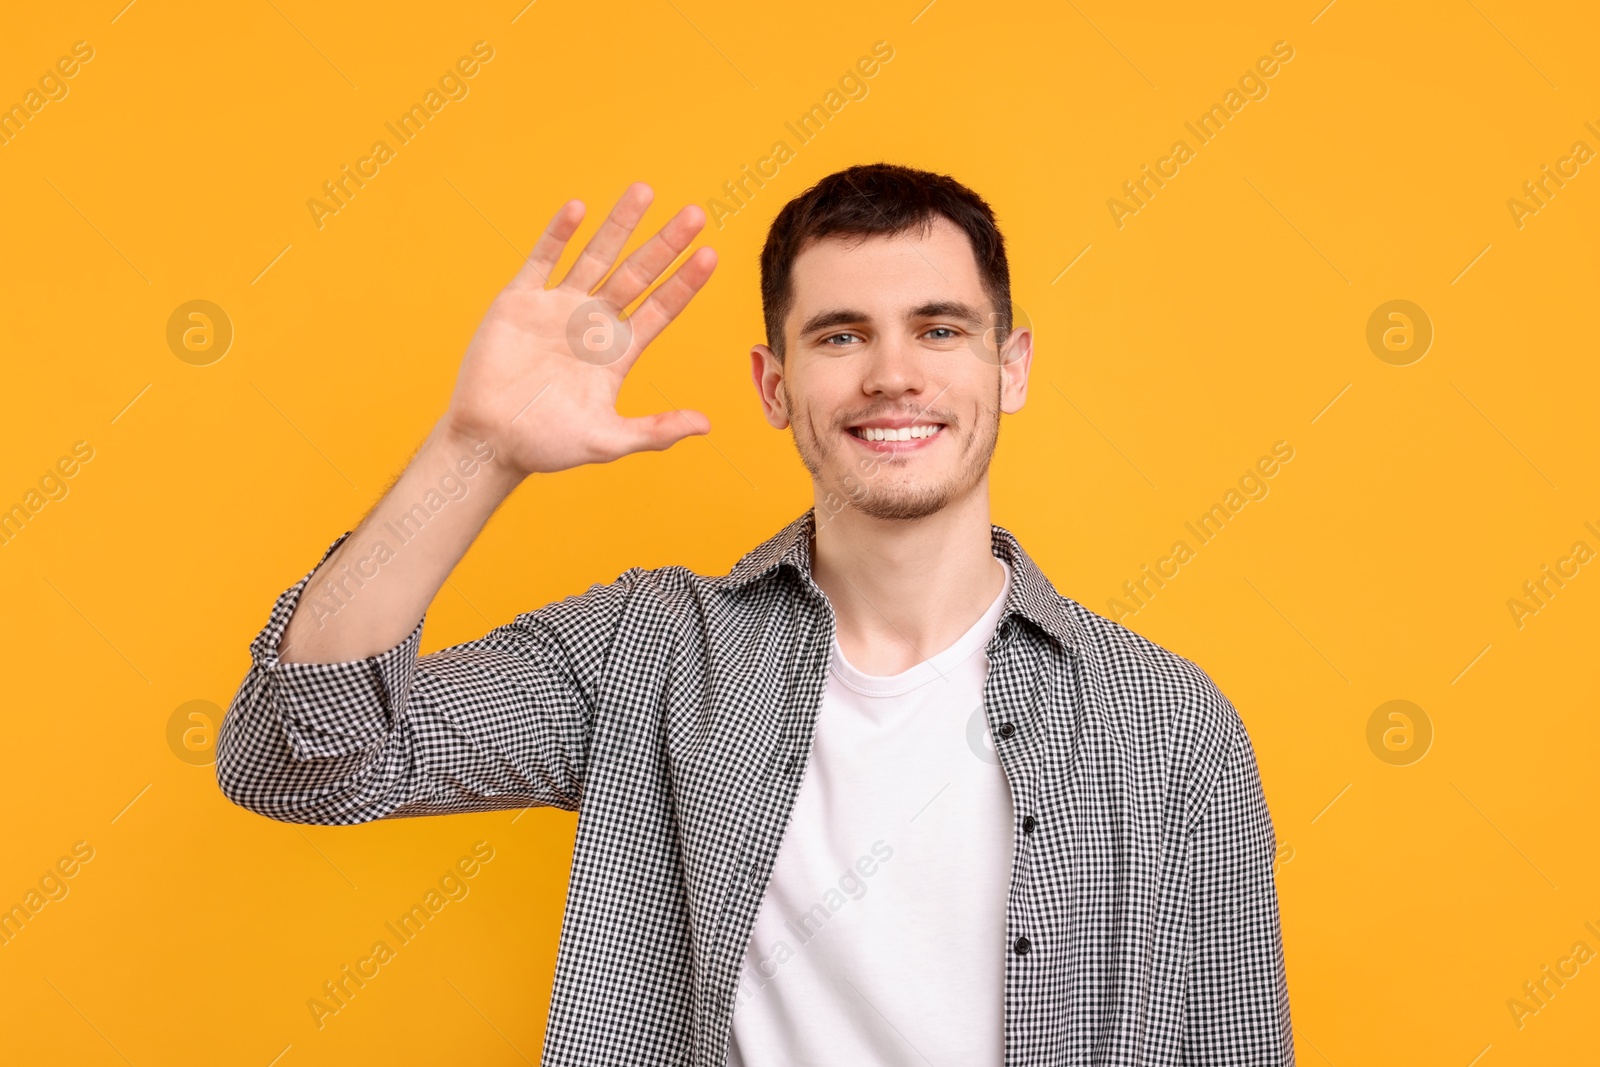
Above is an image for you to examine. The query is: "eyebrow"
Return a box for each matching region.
[797,300,987,339]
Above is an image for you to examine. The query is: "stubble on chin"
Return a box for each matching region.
[789,397,1001,525]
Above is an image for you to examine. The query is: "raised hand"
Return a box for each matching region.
[441,182,718,475]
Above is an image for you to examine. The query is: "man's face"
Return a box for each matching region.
[751,215,1031,522]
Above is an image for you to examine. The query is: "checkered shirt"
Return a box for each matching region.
[216,508,1293,1065]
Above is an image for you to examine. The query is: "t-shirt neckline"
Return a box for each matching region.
[828,558,1013,698]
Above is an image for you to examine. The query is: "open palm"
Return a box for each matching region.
[442,183,718,475]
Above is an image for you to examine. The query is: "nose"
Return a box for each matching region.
[859,334,924,400]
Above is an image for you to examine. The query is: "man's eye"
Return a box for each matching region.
[822,332,861,346]
[925,326,961,341]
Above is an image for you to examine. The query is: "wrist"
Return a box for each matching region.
[427,417,525,500]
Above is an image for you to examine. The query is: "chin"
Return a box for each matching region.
[822,469,966,523]
[853,495,953,522]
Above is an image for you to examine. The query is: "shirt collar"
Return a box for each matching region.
[719,508,1085,657]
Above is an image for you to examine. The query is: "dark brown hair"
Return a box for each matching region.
[759,162,1012,361]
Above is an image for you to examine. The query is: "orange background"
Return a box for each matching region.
[2,0,1596,1063]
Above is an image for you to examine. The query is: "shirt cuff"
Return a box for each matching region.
[246,529,427,762]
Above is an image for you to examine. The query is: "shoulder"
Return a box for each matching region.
[544,560,798,636]
[1059,596,1244,808]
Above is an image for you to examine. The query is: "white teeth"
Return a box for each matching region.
[856,424,940,441]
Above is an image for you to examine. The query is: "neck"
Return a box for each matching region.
[809,480,1007,676]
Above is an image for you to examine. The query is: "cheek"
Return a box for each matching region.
[959,394,998,452]
[804,408,839,454]
[790,376,846,430]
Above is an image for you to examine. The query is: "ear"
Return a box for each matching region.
[750,343,790,429]
[999,326,1032,415]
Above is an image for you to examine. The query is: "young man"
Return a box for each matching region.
[217,163,1293,1065]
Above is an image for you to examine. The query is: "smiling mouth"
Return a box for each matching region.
[845,423,945,443]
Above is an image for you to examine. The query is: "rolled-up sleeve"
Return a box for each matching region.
[215,530,639,825]
[1183,720,1294,1064]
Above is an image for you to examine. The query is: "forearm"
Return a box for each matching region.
[279,417,525,664]
[217,519,640,822]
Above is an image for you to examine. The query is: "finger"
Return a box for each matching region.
[512,198,585,289]
[556,182,654,295]
[592,204,707,310]
[610,408,711,456]
[616,246,718,370]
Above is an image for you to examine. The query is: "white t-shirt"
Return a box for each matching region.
[727,560,1015,1067]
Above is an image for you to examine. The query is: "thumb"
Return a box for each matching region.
[617,409,711,454]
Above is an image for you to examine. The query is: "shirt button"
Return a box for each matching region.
[1014,936,1032,956]
[746,865,759,885]
[1022,815,1037,834]
[998,722,1016,739]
